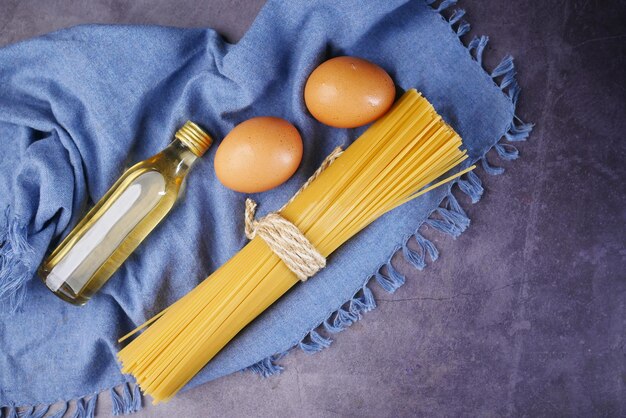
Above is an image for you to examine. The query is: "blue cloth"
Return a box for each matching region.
[0,0,528,412]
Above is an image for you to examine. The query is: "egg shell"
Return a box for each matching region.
[304,56,395,128]
[214,117,303,193]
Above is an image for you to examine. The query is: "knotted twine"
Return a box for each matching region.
[244,146,343,281]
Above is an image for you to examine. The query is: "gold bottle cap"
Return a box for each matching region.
[175,121,212,157]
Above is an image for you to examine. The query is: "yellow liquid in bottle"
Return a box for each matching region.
[39,122,210,305]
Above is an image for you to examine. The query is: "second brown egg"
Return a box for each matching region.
[304,56,396,128]
[214,117,303,194]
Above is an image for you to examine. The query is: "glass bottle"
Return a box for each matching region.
[39,121,212,305]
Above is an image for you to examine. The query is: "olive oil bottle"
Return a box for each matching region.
[39,121,212,305]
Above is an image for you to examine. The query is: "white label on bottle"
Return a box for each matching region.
[47,171,165,293]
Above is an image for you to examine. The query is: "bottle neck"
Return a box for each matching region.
[163,139,199,177]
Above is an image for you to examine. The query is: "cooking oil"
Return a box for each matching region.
[39,121,212,305]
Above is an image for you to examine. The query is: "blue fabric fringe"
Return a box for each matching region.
[481,156,506,176]
[468,35,489,66]
[457,171,483,203]
[18,404,50,418]
[110,383,141,416]
[425,193,470,238]
[436,0,457,13]
[48,402,68,418]
[245,354,286,378]
[2,395,97,418]
[447,9,470,37]
[448,9,465,25]
[0,212,34,313]
[299,330,333,354]
[375,261,406,293]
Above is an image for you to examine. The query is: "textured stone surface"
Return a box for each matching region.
[1,0,624,416]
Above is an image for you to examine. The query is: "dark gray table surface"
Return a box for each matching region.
[1,0,624,417]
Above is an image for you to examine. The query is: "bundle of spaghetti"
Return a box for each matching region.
[117,89,475,403]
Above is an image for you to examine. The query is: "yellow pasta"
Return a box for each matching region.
[117,89,475,403]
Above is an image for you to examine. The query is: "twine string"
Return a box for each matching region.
[244,146,343,281]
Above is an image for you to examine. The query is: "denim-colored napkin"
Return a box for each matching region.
[0,0,531,415]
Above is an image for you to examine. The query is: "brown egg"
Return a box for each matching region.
[214,117,303,193]
[304,56,395,128]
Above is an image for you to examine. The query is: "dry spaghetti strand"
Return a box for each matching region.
[117,89,475,403]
